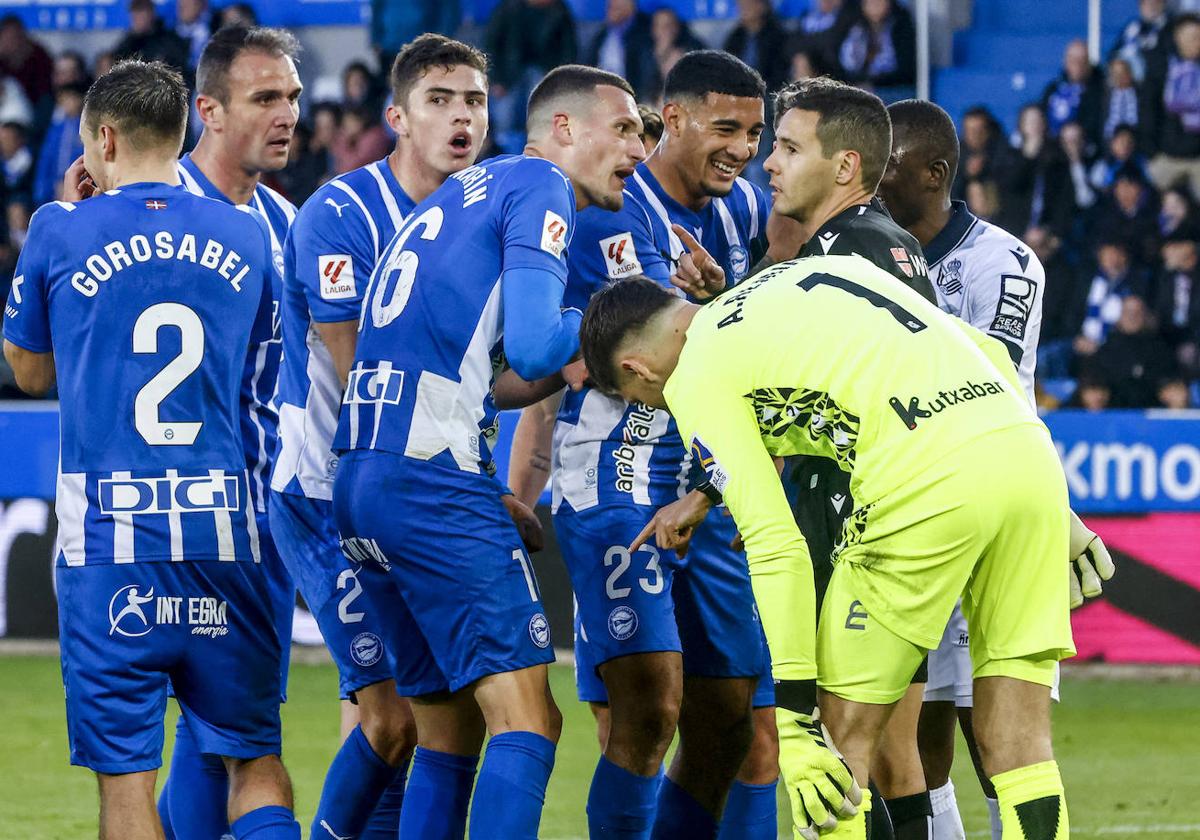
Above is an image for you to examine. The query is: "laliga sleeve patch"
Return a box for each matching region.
[690,436,729,494]
[541,210,569,258]
[991,275,1035,341]
[318,254,356,300]
[599,232,643,278]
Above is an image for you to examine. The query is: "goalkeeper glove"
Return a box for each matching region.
[1069,510,1115,609]
[776,705,861,839]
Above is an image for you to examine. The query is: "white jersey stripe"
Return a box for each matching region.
[368,161,406,230]
[244,471,262,563]
[330,179,380,256]
[632,171,685,260]
[212,469,235,560]
[736,179,759,241]
[111,470,135,563]
[247,340,271,512]
[176,163,203,195]
[166,468,183,562]
[713,198,743,254]
[56,471,87,567]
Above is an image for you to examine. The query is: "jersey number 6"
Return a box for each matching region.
[133,302,204,446]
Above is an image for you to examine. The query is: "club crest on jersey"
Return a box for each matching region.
[938,258,963,296]
[541,210,568,258]
[350,632,383,667]
[528,613,551,648]
[600,232,643,278]
[690,436,729,494]
[729,245,750,282]
[319,254,357,300]
[608,606,638,640]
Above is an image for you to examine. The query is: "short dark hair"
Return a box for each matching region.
[773,77,891,191]
[83,59,188,151]
[888,98,960,183]
[389,33,488,106]
[580,276,676,395]
[638,104,664,145]
[664,50,766,101]
[526,64,635,134]
[196,25,300,105]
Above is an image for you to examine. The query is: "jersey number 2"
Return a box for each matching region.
[133,303,204,446]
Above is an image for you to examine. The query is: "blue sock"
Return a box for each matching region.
[311,724,405,840]
[587,754,662,838]
[165,714,231,840]
[398,747,478,840]
[717,780,778,840]
[651,776,718,840]
[469,731,556,840]
[360,762,409,840]
[231,805,300,840]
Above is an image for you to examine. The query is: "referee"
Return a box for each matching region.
[762,77,937,840]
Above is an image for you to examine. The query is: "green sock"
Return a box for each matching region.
[992,761,1069,840]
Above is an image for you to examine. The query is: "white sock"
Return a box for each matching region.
[986,796,1002,840]
[929,780,966,840]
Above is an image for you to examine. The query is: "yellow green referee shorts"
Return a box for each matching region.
[817,423,1076,705]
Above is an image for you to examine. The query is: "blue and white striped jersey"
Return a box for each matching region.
[272,157,415,501]
[552,162,770,513]
[177,153,296,516]
[333,154,575,479]
[2,184,276,565]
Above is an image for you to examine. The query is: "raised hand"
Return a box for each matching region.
[670,224,726,300]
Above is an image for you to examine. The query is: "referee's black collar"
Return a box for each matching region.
[924,200,978,266]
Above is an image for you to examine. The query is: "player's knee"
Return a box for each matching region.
[225,754,294,810]
[612,694,680,757]
[360,706,418,766]
[739,710,781,783]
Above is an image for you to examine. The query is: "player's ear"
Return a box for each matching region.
[661,101,686,138]
[194,93,222,131]
[386,103,408,139]
[929,159,950,190]
[834,149,860,187]
[550,111,573,145]
[100,124,117,162]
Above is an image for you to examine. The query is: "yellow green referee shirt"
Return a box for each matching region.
[663,255,1045,680]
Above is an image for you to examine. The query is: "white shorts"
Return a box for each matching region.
[923,602,1060,706]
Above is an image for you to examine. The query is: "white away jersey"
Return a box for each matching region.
[925,200,1043,399]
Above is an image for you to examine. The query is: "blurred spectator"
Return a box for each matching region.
[1086,295,1180,407]
[836,0,916,99]
[1041,39,1103,143]
[789,0,854,75]
[1007,104,1074,235]
[1068,370,1113,410]
[1143,13,1200,197]
[1154,235,1200,373]
[1061,121,1099,210]
[330,104,391,175]
[0,16,52,119]
[584,0,658,102]
[1094,167,1161,264]
[1157,185,1200,237]
[53,52,91,92]
[1031,225,1089,377]
[485,0,578,153]
[723,0,789,94]
[342,60,384,115]
[1102,57,1140,139]
[1089,123,1149,190]
[789,50,819,83]
[93,52,116,80]
[176,0,210,72]
[637,103,663,154]
[32,82,84,207]
[113,0,190,74]
[1075,240,1149,363]
[215,3,257,28]
[370,0,461,71]
[954,106,1014,199]
[271,120,322,204]
[651,8,703,83]
[0,75,33,131]
[0,121,32,204]
[964,177,1002,221]
[1110,0,1171,82]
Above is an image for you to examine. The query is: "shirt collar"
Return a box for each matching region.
[924,200,978,265]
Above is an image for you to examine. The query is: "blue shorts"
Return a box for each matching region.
[333,450,555,695]
[557,504,774,707]
[57,560,283,775]
[270,491,408,699]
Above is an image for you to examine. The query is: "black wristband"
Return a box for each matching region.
[694,479,723,506]
[774,678,818,715]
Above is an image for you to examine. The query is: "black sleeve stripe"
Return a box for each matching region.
[998,336,1024,367]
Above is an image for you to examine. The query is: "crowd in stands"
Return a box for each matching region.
[0,0,1196,413]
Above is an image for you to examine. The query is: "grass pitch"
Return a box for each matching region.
[3,654,1198,838]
